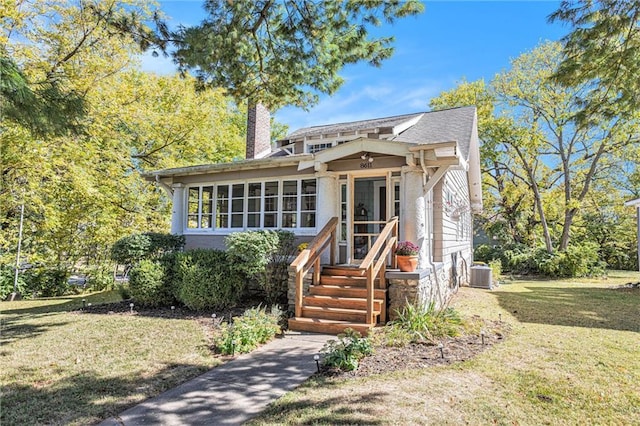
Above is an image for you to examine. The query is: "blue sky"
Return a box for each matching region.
[142,1,569,133]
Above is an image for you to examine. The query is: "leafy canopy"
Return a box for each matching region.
[172,0,424,109]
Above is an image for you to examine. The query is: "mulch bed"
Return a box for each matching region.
[319,319,511,378]
[74,300,511,376]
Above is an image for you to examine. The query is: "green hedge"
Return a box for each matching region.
[129,259,173,307]
[174,249,246,310]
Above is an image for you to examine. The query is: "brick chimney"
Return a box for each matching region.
[246,102,271,159]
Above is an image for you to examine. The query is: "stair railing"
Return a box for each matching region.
[290,217,339,317]
[358,216,398,325]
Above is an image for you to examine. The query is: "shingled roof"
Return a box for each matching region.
[281,106,477,161]
[392,106,476,160]
[283,112,425,140]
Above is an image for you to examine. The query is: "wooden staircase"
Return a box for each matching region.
[288,265,387,336]
[287,216,397,337]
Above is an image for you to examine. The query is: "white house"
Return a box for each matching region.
[145,105,482,334]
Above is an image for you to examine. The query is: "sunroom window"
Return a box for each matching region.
[190,178,315,231]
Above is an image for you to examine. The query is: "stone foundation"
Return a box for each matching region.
[386,263,455,321]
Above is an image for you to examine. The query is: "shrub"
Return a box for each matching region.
[174,249,245,310]
[322,328,373,371]
[128,260,173,307]
[85,265,114,291]
[226,230,296,305]
[22,266,70,297]
[488,259,502,280]
[110,232,185,275]
[214,306,282,355]
[0,264,21,300]
[368,324,414,348]
[392,301,464,343]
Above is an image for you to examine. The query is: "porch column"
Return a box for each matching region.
[171,183,185,235]
[402,167,428,268]
[315,170,339,264]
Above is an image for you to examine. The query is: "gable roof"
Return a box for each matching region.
[392,106,476,160]
[282,112,425,141]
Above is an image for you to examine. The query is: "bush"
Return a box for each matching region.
[488,259,502,280]
[173,249,245,310]
[0,264,20,300]
[391,302,464,343]
[322,328,373,371]
[110,232,185,275]
[475,242,606,277]
[85,265,114,291]
[214,306,282,355]
[128,260,173,307]
[22,266,70,297]
[226,230,296,305]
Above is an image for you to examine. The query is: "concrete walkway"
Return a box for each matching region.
[100,332,332,426]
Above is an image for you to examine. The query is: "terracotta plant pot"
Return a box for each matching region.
[396,255,418,272]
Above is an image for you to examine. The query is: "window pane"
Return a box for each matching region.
[231,214,243,228]
[301,212,315,228]
[248,182,261,196]
[232,184,244,198]
[247,214,259,228]
[283,180,297,195]
[301,195,316,210]
[247,198,259,212]
[217,185,229,199]
[265,197,277,212]
[217,214,228,228]
[264,181,278,196]
[301,179,316,194]
[282,213,296,228]
[232,199,244,212]
[201,215,212,228]
[283,196,296,212]
[264,213,277,228]
[187,215,198,228]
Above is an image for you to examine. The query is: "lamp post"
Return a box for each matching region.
[11,204,25,301]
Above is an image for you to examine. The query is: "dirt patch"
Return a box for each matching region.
[613,282,640,290]
[320,320,510,378]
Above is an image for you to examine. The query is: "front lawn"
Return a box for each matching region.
[0,291,221,425]
[250,270,640,425]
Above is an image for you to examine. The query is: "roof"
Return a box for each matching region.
[392,106,476,160]
[283,112,425,140]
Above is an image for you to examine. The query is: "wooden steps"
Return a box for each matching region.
[288,265,387,336]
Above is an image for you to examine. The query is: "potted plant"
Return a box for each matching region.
[394,241,420,272]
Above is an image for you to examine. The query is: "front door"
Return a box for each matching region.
[351,176,388,262]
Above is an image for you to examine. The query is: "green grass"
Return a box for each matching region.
[1,291,220,425]
[250,270,640,425]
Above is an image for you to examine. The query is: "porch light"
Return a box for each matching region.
[360,153,374,163]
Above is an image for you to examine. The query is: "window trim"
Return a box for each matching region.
[183,176,317,235]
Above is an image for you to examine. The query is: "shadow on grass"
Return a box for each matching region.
[0,291,122,315]
[494,285,640,332]
[0,317,71,345]
[1,363,210,426]
[253,380,387,425]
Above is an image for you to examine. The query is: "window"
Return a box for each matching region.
[301,179,316,227]
[307,142,333,154]
[282,180,298,228]
[187,186,213,229]
[190,178,315,232]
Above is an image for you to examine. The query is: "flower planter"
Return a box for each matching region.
[396,255,418,272]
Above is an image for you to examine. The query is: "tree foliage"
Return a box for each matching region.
[550,0,640,118]
[1,1,246,276]
[431,42,638,270]
[172,0,424,109]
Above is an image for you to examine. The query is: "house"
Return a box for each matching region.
[144,105,482,334]
[624,198,640,271]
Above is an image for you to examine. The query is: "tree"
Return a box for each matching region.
[550,0,640,119]
[172,0,424,110]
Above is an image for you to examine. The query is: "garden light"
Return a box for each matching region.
[438,343,444,359]
[314,354,321,373]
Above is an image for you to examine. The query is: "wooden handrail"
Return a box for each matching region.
[359,216,398,325]
[290,217,338,317]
